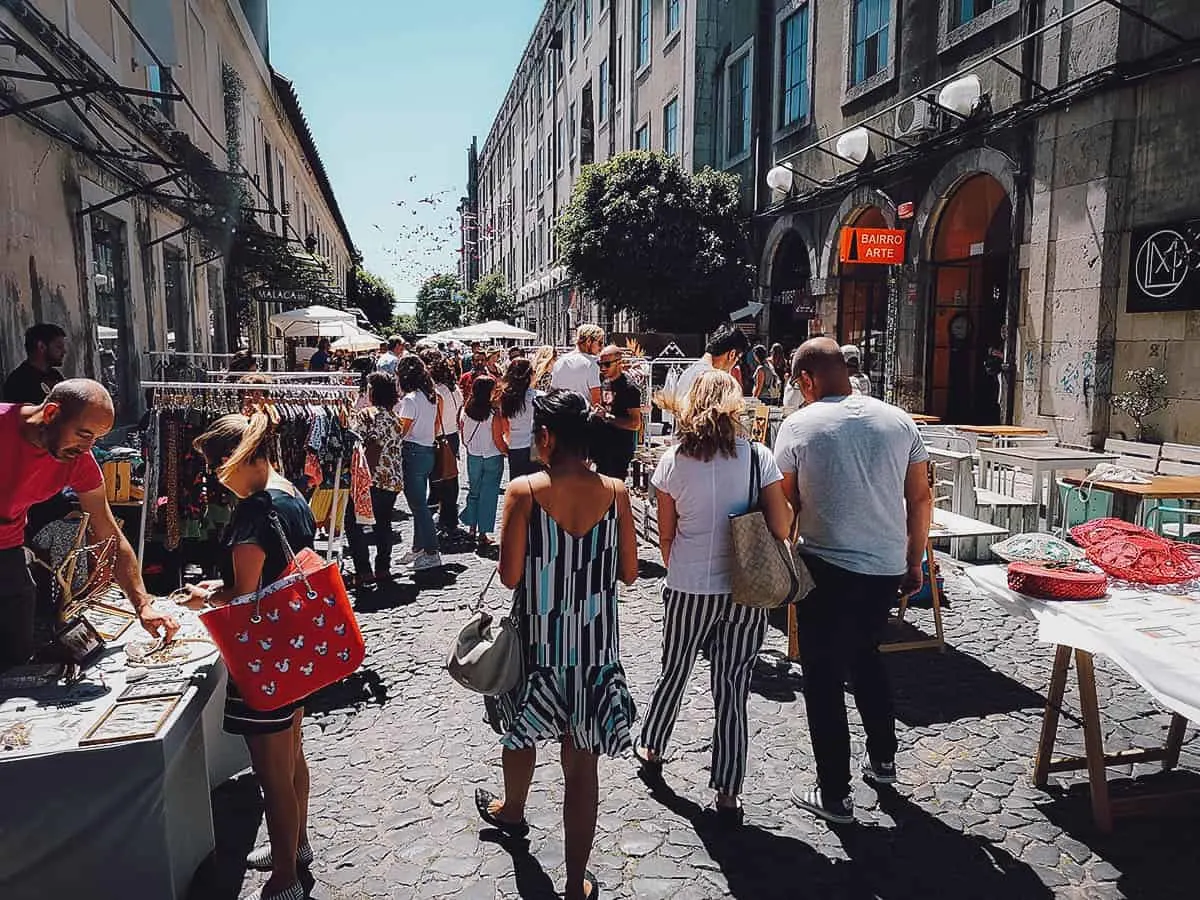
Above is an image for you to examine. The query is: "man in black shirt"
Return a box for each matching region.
[3,323,67,404]
[591,345,643,480]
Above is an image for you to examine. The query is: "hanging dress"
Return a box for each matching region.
[493,488,635,757]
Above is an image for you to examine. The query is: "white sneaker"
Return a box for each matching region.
[412,552,443,571]
[398,549,420,567]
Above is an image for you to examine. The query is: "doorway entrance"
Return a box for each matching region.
[837,207,890,397]
[768,230,812,351]
[928,174,1012,424]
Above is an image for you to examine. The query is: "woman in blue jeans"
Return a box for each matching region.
[460,374,508,551]
[396,356,443,571]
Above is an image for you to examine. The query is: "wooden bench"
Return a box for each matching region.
[1158,442,1200,477]
[1104,438,1161,473]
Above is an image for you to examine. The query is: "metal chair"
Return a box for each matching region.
[1145,504,1200,543]
[1056,478,1114,540]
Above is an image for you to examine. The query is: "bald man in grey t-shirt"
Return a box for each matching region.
[774,338,933,826]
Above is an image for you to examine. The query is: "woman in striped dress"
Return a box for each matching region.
[636,371,793,823]
[475,390,638,900]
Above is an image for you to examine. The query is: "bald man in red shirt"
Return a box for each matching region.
[0,379,178,668]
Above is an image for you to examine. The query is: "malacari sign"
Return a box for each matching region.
[839,227,906,265]
[1127,219,1200,313]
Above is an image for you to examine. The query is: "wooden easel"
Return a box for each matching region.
[1034,645,1194,832]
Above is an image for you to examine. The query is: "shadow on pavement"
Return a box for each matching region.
[479,830,559,900]
[187,773,265,900]
[640,772,1051,899]
[353,580,421,612]
[304,667,389,714]
[1037,768,1200,900]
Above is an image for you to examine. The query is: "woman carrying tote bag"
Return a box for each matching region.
[636,370,792,823]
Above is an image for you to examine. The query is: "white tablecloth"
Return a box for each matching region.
[968,565,1200,723]
[0,605,247,899]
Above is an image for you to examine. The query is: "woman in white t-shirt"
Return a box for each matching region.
[638,370,792,821]
[460,375,509,550]
[396,356,444,570]
[497,358,537,479]
[423,349,464,537]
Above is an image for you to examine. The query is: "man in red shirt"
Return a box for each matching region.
[0,379,178,668]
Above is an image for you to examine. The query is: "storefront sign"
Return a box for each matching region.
[1128,220,1200,312]
[775,289,815,317]
[839,228,906,265]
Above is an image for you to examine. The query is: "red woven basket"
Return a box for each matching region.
[1070,518,1158,548]
[1084,533,1200,585]
[1007,562,1108,601]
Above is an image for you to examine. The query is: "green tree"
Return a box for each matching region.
[466,271,521,324]
[414,273,463,333]
[388,313,418,341]
[556,151,754,332]
[348,267,397,328]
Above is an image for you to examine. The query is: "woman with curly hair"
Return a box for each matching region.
[460,374,508,549]
[496,357,537,479]
[635,370,792,823]
[396,355,444,571]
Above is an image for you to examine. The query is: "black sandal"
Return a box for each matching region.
[584,869,601,899]
[633,747,663,772]
[474,788,530,838]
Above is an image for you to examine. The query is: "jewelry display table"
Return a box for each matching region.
[0,602,245,899]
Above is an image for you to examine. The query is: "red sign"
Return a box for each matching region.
[897,201,915,220]
[839,227,906,265]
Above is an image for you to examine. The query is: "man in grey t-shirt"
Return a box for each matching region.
[774,338,932,825]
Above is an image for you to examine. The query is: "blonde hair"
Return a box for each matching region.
[676,370,744,462]
[530,344,557,383]
[193,411,277,481]
[576,323,604,346]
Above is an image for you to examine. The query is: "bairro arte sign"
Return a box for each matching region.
[839,228,906,265]
[1127,219,1200,312]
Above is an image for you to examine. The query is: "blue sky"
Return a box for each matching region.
[270,1,542,312]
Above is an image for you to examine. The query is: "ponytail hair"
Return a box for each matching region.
[193,410,276,480]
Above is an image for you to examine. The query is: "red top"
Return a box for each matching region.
[0,403,103,550]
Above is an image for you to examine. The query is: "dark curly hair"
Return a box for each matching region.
[498,358,533,418]
[396,355,436,403]
[421,348,457,389]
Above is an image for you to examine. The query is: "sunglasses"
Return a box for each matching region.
[599,359,620,367]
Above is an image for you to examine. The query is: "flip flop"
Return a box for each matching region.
[474,788,530,838]
[584,869,601,899]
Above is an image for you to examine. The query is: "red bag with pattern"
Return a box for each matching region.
[200,514,365,710]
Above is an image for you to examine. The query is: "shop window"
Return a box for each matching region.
[952,0,994,28]
[635,123,650,150]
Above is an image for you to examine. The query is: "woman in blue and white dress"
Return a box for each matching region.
[474,390,638,900]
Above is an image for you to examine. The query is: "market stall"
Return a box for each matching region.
[0,591,240,899]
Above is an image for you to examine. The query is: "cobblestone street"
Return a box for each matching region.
[190,522,1200,900]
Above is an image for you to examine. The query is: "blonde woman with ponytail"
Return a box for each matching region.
[636,370,792,823]
[186,412,318,900]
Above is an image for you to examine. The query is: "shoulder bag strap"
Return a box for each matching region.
[747,442,762,510]
[268,507,317,600]
[434,395,444,436]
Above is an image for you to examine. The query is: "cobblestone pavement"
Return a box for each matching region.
[190,517,1200,900]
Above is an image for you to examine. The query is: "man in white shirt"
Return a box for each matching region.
[665,325,750,419]
[550,323,604,406]
[775,338,932,825]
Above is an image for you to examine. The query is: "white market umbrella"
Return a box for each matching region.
[331,326,384,352]
[453,320,538,343]
[268,304,357,338]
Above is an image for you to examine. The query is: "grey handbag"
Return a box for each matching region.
[728,444,814,609]
[447,568,523,695]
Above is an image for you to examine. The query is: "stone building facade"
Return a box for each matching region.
[754,0,1200,444]
[0,0,353,420]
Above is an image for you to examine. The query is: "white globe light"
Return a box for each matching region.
[938,74,982,117]
[766,165,794,193]
[835,127,871,166]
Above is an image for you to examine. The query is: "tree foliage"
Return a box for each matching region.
[414,273,464,334]
[388,313,418,340]
[556,151,754,331]
[466,271,521,324]
[349,267,397,328]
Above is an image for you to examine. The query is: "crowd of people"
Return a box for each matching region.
[1,318,927,900]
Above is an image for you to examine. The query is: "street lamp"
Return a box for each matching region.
[835,127,871,166]
[766,164,795,193]
[937,75,983,118]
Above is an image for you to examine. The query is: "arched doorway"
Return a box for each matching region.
[769,230,813,351]
[837,206,890,396]
[928,174,1012,423]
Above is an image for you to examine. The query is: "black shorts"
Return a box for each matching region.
[222,679,304,736]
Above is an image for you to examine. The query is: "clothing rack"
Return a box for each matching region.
[138,380,360,571]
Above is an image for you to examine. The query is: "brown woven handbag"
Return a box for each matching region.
[729,444,814,608]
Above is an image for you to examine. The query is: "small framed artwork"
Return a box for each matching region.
[79,697,180,746]
[117,676,192,703]
[84,605,135,641]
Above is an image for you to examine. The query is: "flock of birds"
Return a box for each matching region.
[372,176,463,290]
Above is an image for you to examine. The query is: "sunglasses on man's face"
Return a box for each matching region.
[599,359,620,368]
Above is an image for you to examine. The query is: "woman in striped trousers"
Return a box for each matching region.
[636,371,793,822]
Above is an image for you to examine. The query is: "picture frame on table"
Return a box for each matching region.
[84,605,135,641]
[53,616,105,668]
[79,697,179,746]
[117,676,192,702]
